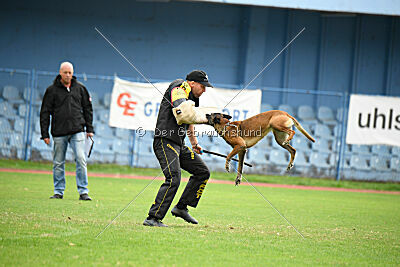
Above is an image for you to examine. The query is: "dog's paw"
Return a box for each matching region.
[286,162,294,171]
[235,174,242,186]
[225,161,230,172]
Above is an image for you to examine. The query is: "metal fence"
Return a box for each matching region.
[0,68,398,182]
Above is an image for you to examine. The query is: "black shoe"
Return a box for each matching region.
[171,205,198,224]
[143,217,168,227]
[50,194,63,199]
[79,193,92,201]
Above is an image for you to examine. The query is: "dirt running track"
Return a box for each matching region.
[1,168,399,195]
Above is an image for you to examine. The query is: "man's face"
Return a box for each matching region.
[189,81,206,98]
[59,64,73,85]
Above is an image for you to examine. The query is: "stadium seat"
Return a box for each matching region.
[256,137,270,150]
[13,117,25,133]
[0,148,12,158]
[34,121,41,134]
[247,147,267,165]
[96,109,110,123]
[312,139,331,153]
[94,138,114,163]
[340,155,351,170]
[245,147,267,173]
[18,105,28,117]
[333,124,343,137]
[96,138,113,153]
[314,124,334,140]
[392,146,400,156]
[260,103,273,112]
[328,153,338,168]
[136,153,159,168]
[115,153,133,166]
[89,92,100,107]
[0,133,9,148]
[371,145,390,157]
[297,105,317,122]
[31,133,44,149]
[352,145,371,155]
[139,130,154,142]
[95,123,114,138]
[112,139,131,154]
[370,156,389,171]
[294,151,310,168]
[137,141,153,156]
[0,118,12,132]
[350,155,370,171]
[331,139,351,155]
[197,135,214,150]
[317,106,336,125]
[2,85,24,104]
[23,88,42,105]
[203,157,226,172]
[309,152,330,168]
[0,101,18,118]
[336,108,344,122]
[115,127,131,140]
[103,93,111,108]
[390,158,400,172]
[278,104,295,116]
[292,137,311,152]
[9,134,24,149]
[269,149,288,166]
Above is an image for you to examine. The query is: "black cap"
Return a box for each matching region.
[186,70,213,88]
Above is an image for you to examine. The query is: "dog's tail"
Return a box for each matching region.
[288,115,315,143]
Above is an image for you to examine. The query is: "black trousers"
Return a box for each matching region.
[148,137,210,220]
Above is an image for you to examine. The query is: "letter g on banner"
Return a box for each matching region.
[117,92,137,116]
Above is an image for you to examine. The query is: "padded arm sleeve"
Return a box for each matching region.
[172,100,221,125]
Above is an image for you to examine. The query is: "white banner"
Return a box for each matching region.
[108,77,169,130]
[346,94,400,147]
[109,77,262,132]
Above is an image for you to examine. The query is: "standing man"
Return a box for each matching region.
[40,62,94,200]
[144,70,216,227]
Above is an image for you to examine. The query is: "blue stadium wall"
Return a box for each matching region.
[1,1,400,99]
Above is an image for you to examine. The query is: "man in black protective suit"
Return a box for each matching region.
[143,70,217,227]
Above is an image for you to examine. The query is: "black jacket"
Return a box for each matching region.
[40,75,94,138]
[154,79,199,146]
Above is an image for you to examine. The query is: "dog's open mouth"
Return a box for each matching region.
[206,113,232,125]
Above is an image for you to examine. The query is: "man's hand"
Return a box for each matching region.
[192,144,203,154]
[43,138,50,145]
[87,132,94,138]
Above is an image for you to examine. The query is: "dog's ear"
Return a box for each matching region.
[222,114,232,120]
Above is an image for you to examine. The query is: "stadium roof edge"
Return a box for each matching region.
[184,0,400,16]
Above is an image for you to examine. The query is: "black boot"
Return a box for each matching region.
[79,193,92,201]
[50,194,63,199]
[143,216,168,227]
[171,205,198,224]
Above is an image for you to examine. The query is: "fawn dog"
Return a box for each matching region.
[206,111,315,185]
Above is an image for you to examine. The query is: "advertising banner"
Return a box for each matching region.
[346,94,400,147]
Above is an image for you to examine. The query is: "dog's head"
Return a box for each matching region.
[206,113,232,126]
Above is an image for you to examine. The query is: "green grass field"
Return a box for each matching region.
[0,162,399,266]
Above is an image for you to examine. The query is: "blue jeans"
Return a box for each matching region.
[52,132,89,195]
